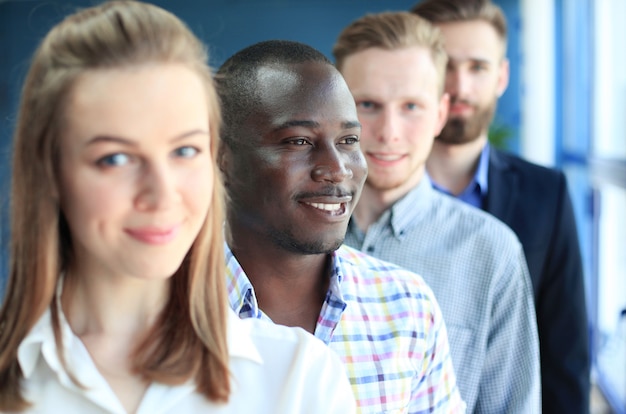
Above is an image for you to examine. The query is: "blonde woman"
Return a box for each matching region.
[0,2,355,413]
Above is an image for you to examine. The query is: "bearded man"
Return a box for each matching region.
[413,0,590,412]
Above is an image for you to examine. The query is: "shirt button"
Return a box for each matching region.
[366,246,375,253]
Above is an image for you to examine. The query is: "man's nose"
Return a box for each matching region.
[377,108,400,144]
[311,145,353,183]
[445,67,471,99]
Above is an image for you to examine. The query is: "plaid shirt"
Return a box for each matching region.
[226,243,466,413]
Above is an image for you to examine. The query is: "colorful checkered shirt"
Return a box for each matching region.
[225,243,466,413]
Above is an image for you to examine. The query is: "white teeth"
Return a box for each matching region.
[308,202,341,211]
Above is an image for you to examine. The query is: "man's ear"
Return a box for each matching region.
[217,141,230,185]
[497,58,510,98]
[435,92,450,136]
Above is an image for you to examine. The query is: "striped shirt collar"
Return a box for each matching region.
[224,242,348,344]
[349,177,434,240]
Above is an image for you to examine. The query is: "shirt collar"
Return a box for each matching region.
[225,308,263,364]
[17,282,73,379]
[18,276,264,381]
[225,242,346,314]
[224,242,347,344]
[429,143,490,196]
[387,177,434,237]
[225,242,263,319]
[17,307,54,379]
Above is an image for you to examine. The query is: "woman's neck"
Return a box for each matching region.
[61,271,169,337]
[60,268,170,414]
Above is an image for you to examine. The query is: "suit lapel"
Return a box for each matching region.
[485,148,519,224]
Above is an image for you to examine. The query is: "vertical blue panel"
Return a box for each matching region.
[555,0,594,296]
[493,0,522,154]
[558,0,593,163]
[555,0,594,326]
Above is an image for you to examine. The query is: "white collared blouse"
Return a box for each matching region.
[14,304,356,414]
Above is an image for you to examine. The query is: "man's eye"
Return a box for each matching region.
[340,136,359,145]
[471,63,488,72]
[287,138,309,145]
[97,153,130,167]
[357,101,377,110]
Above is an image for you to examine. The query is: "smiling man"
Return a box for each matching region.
[335,12,540,412]
[215,39,465,413]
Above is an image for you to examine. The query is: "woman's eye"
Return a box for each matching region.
[174,146,199,158]
[406,103,417,110]
[97,153,130,167]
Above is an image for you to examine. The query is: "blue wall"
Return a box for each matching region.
[0,0,521,288]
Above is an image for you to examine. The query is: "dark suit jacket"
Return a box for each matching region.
[485,148,590,413]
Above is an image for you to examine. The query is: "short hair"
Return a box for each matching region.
[0,0,229,409]
[215,40,331,149]
[412,0,508,54]
[333,12,448,95]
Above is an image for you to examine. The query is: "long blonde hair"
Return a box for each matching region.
[0,1,230,409]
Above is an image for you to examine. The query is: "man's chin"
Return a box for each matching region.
[436,117,486,145]
[295,238,344,255]
[271,230,344,255]
[436,121,469,145]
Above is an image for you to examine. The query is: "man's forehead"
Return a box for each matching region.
[254,62,351,105]
[244,61,357,130]
[437,19,506,60]
[253,63,322,100]
[255,64,299,87]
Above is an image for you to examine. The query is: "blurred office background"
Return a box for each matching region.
[0,0,624,411]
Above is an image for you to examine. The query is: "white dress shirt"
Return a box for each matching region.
[14,304,356,413]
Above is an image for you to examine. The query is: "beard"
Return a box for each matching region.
[267,225,344,256]
[437,96,497,145]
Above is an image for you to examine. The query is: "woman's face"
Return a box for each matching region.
[58,63,214,282]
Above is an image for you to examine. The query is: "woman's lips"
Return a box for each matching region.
[125,225,181,245]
